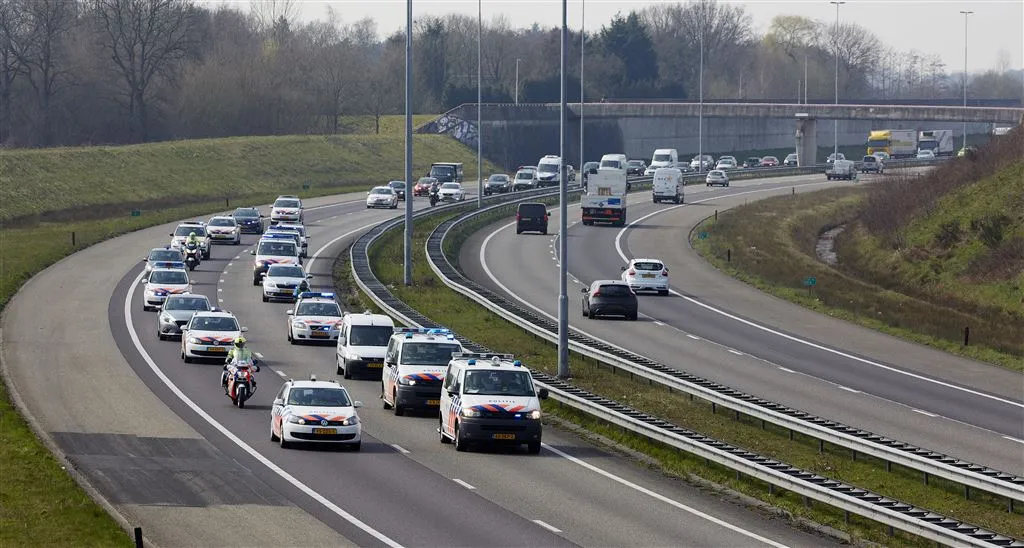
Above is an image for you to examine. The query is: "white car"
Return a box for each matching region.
[140,268,192,311]
[206,216,241,245]
[270,376,363,450]
[437,182,466,202]
[916,149,936,159]
[620,258,670,296]
[366,186,398,209]
[715,158,737,170]
[143,247,185,275]
[262,264,312,302]
[180,310,247,363]
[274,223,308,257]
[705,170,729,187]
[287,292,343,344]
[169,222,211,259]
[251,234,301,285]
[270,195,303,225]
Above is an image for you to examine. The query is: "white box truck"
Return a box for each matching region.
[652,168,683,204]
[582,169,628,226]
[918,130,954,156]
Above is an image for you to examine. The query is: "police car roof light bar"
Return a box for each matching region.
[453,352,515,361]
[297,292,334,300]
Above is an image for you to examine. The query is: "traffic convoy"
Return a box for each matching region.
[138,194,550,454]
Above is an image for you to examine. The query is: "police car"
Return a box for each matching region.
[180,309,247,363]
[439,353,549,454]
[264,227,304,257]
[143,247,185,275]
[270,375,363,450]
[286,292,343,343]
[272,223,309,257]
[169,221,211,259]
[270,195,303,225]
[335,311,395,379]
[140,268,192,311]
[382,328,464,416]
[262,264,312,302]
[250,233,301,285]
[206,215,241,245]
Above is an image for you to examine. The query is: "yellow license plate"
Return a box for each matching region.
[310,332,329,337]
[313,428,335,435]
[426,399,440,406]
[207,347,227,352]
[366,362,383,368]
[642,274,655,278]
[492,433,516,440]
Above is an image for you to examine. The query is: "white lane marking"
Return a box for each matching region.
[391,444,411,454]
[532,520,562,534]
[123,272,403,548]
[913,409,938,418]
[276,370,287,378]
[452,479,476,490]
[304,198,363,212]
[727,349,743,356]
[542,443,790,547]
[227,263,233,268]
[839,386,860,393]
[653,321,665,326]
[217,288,223,292]
[219,279,225,283]
[778,367,795,373]
[612,186,1024,411]
[304,221,386,275]
[686,334,700,340]
[254,352,264,359]
[1002,436,1024,445]
[234,255,241,260]
[218,298,224,303]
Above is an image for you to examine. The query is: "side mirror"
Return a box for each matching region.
[620,266,627,271]
[273,398,283,406]
[142,257,148,261]
[249,250,255,255]
[354,401,364,408]
[305,236,311,241]
[306,274,313,279]
[580,287,588,293]
[286,310,294,315]
[253,364,261,372]
[241,326,248,332]
[338,337,346,346]
[538,388,549,400]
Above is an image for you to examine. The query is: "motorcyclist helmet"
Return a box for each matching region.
[189,231,196,238]
[234,337,246,347]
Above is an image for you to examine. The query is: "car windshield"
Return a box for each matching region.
[786,154,797,160]
[267,265,304,277]
[441,183,459,189]
[348,325,394,346]
[764,157,777,162]
[257,241,297,256]
[233,209,259,218]
[389,181,405,188]
[149,249,182,261]
[400,342,463,365]
[149,270,188,284]
[296,302,341,316]
[583,162,599,170]
[710,170,724,176]
[653,154,671,162]
[175,226,206,237]
[627,160,643,166]
[430,166,455,178]
[600,160,621,169]
[418,178,435,184]
[488,175,508,182]
[518,204,545,216]
[516,172,532,179]
[274,199,300,208]
[863,156,876,162]
[596,284,631,297]
[275,225,302,235]
[287,387,351,407]
[371,187,393,195]
[537,163,558,173]
[632,261,664,271]
[190,316,238,331]
[209,218,234,226]
[463,370,535,396]
[165,297,209,311]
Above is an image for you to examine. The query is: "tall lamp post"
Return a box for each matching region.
[697,15,704,173]
[477,0,482,209]
[960,9,973,150]
[515,58,521,104]
[579,0,585,180]
[557,0,569,379]
[830,0,845,159]
[403,0,413,285]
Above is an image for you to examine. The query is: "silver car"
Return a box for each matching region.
[705,170,729,187]
[157,294,212,340]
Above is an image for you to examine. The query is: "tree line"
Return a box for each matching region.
[1,0,1020,148]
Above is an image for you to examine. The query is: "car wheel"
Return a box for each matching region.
[336,356,344,375]
[527,442,541,454]
[342,359,352,379]
[393,391,404,416]
[270,425,279,442]
[252,277,260,286]
[183,353,193,364]
[454,422,468,452]
[658,290,669,296]
[262,293,268,303]
[382,382,392,409]
[439,418,451,444]
[350,441,361,452]
[279,432,291,449]
[157,332,165,341]
[628,313,638,321]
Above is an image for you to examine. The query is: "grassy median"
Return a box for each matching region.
[354,204,1023,546]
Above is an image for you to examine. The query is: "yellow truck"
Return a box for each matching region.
[866,129,917,158]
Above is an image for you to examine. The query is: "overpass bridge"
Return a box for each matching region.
[418,102,1024,168]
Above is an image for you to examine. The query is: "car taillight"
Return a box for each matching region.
[543,214,549,221]
[592,292,600,297]
[516,213,521,221]
[627,270,635,275]
[662,270,669,276]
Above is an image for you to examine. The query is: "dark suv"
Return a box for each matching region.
[516,203,549,235]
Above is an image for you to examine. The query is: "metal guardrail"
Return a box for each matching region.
[348,195,1023,547]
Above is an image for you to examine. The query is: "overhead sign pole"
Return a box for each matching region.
[557,0,570,379]
[403,0,413,285]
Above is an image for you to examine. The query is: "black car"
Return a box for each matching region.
[484,174,511,195]
[581,280,637,320]
[516,202,548,235]
[232,207,263,234]
[744,157,761,168]
[388,181,406,200]
[626,160,646,175]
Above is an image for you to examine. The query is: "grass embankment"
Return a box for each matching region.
[336,114,437,134]
[692,139,1024,370]
[0,126,500,545]
[352,202,1022,546]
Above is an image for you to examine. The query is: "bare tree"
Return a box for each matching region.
[0,0,24,142]
[765,15,821,62]
[830,21,879,95]
[249,0,296,34]
[92,0,197,142]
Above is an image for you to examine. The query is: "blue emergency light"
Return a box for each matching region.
[261,233,296,240]
[297,292,334,300]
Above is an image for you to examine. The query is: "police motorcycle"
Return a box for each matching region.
[183,241,202,270]
[428,183,440,207]
[222,353,260,408]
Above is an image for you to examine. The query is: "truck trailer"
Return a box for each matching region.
[866,129,917,158]
[918,130,955,156]
[581,169,628,226]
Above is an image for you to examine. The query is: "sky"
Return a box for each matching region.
[219,0,1024,73]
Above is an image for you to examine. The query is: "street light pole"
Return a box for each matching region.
[557,0,569,379]
[960,9,973,150]
[515,58,521,104]
[830,1,844,159]
[477,0,482,209]
[697,14,703,173]
[579,0,584,179]
[403,0,413,286]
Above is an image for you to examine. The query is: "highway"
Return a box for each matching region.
[3,189,833,546]
[463,174,1024,476]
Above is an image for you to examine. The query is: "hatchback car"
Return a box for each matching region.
[860,155,884,174]
[157,294,212,340]
[760,156,779,167]
[232,207,264,234]
[743,157,761,168]
[620,259,669,296]
[626,160,647,175]
[916,149,936,159]
[581,280,638,320]
[414,177,437,196]
[437,182,465,202]
[784,153,799,166]
[270,377,363,450]
[512,169,537,191]
[706,170,729,187]
[388,181,406,200]
[715,158,737,171]
[366,186,399,209]
[206,216,241,245]
[262,264,312,302]
[484,174,511,195]
[516,203,549,235]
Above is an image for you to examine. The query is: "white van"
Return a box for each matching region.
[439,353,549,453]
[652,168,683,204]
[649,149,678,172]
[599,153,628,172]
[335,311,396,379]
[535,155,562,188]
[381,328,465,415]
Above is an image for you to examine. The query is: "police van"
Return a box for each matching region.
[438,353,549,454]
[335,311,395,379]
[381,328,465,416]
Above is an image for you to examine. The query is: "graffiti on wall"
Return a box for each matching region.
[421,112,478,148]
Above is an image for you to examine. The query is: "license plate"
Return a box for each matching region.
[426,399,440,406]
[366,362,383,368]
[310,332,328,338]
[642,274,655,278]
[521,217,532,222]
[207,347,227,352]
[492,433,516,440]
[313,428,335,435]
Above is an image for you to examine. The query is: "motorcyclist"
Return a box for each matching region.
[292,280,310,299]
[429,180,440,207]
[183,232,201,263]
[185,231,200,248]
[222,337,256,393]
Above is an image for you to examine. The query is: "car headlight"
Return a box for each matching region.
[188,337,201,344]
[287,416,307,425]
[265,281,276,288]
[292,321,306,329]
[342,415,359,426]
[528,409,542,420]
[397,377,416,386]
[461,408,481,418]
[160,313,173,323]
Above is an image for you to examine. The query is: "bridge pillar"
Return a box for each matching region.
[795,115,817,166]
